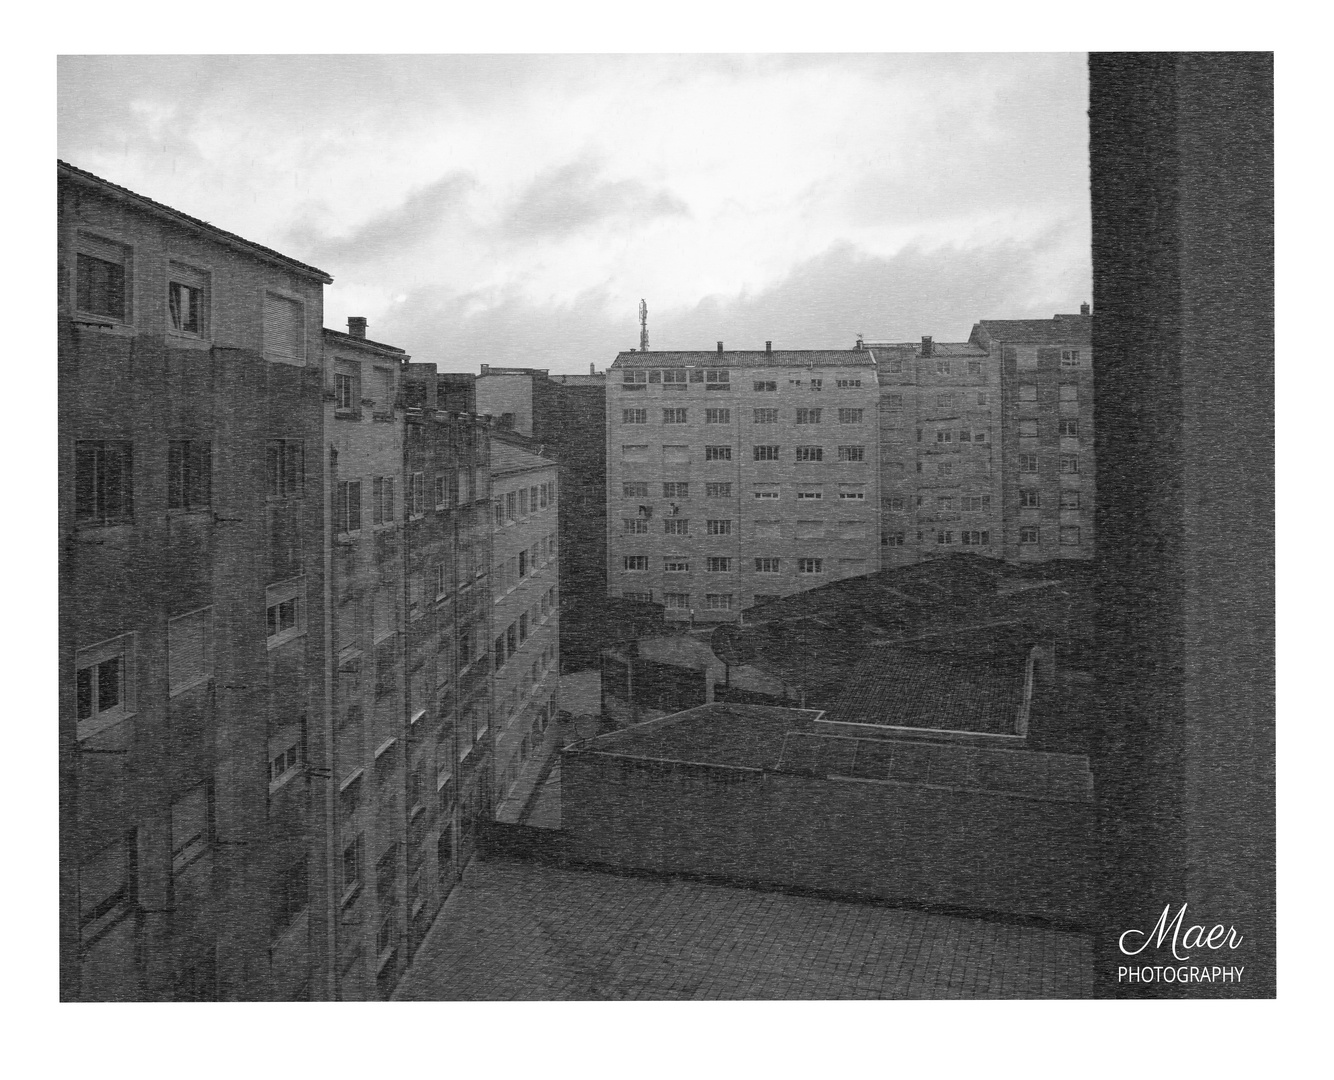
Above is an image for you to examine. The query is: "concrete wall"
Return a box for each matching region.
[562,751,1096,925]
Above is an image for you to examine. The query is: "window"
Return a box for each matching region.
[334,371,355,411]
[936,531,955,545]
[837,445,866,462]
[936,360,951,376]
[836,378,862,388]
[664,558,689,573]
[795,446,823,462]
[705,445,732,461]
[838,408,863,424]
[434,474,448,510]
[79,835,134,944]
[168,263,207,336]
[621,445,649,463]
[168,607,213,696]
[371,476,395,525]
[622,408,647,424]
[1060,454,1080,474]
[663,408,688,424]
[798,558,823,574]
[506,492,517,521]
[971,429,989,443]
[266,577,306,648]
[263,292,304,363]
[754,558,780,573]
[884,393,903,409]
[621,369,648,388]
[1060,526,1082,545]
[753,381,777,392]
[1019,420,1039,438]
[337,480,363,534]
[518,488,529,516]
[623,517,649,534]
[961,495,990,512]
[934,496,955,512]
[171,782,210,876]
[960,530,990,546]
[705,369,730,389]
[752,485,779,500]
[935,392,956,409]
[268,730,305,788]
[519,614,528,643]
[622,591,653,603]
[164,440,211,511]
[662,369,687,387]
[704,594,733,610]
[1020,527,1040,545]
[796,489,822,501]
[706,519,733,536]
[1059,419,1080,437]
[1019,453,1039,474]
[75,633,136,739]
[706,482,732,497]
[809,379,823,391]
[1019,384,1038,402]
[1020,490,1041,509]
[796,520,823,539]
[887,358,903,374]
[75,236,128,321]
[1060,384,1079,402]
[706,557,732,572]
[977,392,990,406]
[936,429,953,444]
[74,440,134,525]
[968,360,982,376]
[751,409,780,427]
[265,439,304,498]
[938,462,955,478]
[494,633,507,669]
[883,532,905,547]
[623,482,649,498]
[886,496,905,512]
[705,408,731,424]
[624,556,648,571]
[663,482,689,499]
[1060,490,1082,510]
[342,835,364,899]
[540,482,549,508]
[1061,349,1082,367]
[664,593,690,609]
[796,408,822,424]
[664,518,689,535]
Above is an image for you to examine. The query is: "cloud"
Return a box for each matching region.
[286,171,477,266]
[501,157,689,240]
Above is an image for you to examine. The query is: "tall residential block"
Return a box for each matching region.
[59,160,332,1000]
[605,346,880,620]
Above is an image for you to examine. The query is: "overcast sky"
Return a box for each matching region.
[57,54,1090,374]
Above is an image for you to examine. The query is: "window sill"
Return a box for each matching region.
[264,352,306,367]
[168,674,213,699]
[266,628,306,651]
[340,883,362,909]
[268,769,299,796]
[72,521,134,541]
[77,708,134,743]
[165,506,211,520]
[166,331,212,350]
[333,409,363,422]
[72,316,134,334]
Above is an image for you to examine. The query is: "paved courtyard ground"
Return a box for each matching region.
[395,855,1094,1000]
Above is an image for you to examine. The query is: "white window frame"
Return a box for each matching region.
[74,632,137,741]
[167,260,210,341]
[168,605,215,697]
[797,558,824,574]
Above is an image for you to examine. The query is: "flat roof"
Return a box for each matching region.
[611,349,876,370]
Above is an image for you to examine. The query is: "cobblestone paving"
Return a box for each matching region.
[395,856,1094,1000]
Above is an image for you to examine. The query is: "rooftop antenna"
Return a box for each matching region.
[639,299,649,352]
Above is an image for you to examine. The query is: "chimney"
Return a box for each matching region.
[855,333,864,351]
[347,316,367,339]
[765,341,772,355]
[590,362,595,375]
[717,341,724,353]
[921,335,933,357]
[1080,302,1091,316]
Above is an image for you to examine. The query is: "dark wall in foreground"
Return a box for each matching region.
[1089,53,1274,997]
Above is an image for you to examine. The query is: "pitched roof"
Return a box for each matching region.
[322,327,407,357]
[489,440,555,475]
[865,342,987,358]
[971,314,1092,347]
[611,349,875,370]
[825,650,1029,735]
[58,159,333,283]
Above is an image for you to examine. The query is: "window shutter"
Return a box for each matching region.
[169,607,212,693]
[264,293,302,361]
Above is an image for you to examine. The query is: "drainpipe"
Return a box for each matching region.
[322,441,338,1001]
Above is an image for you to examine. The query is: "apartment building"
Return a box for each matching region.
[605,345,880,621]
[869,335,1003,567]
[59,161,332,1000]
[489,442,561,814]
[970,310,1095,561]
